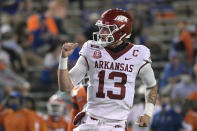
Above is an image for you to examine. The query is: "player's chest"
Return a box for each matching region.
[86,48,142,75]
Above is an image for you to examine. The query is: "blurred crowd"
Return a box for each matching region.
[0,0,197,131]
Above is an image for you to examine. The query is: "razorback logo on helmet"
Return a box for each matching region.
[114,15,128,23]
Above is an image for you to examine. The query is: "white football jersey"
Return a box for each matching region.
[79,40,151,121]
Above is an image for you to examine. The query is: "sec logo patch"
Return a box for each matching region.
[93,50,102,59]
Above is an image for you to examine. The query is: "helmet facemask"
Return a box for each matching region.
[47,103,64,115]
[93,20,120,47]
[47,96,65,122]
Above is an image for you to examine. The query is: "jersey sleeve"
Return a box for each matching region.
[79,41,89,57]
[138,63,157,88]
[140,45,152,64]
[69,56,88,86]
[138,46,156,87]
[138,45,152,74]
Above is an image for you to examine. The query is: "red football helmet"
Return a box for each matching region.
[93,8,132,47]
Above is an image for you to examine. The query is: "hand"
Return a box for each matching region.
[136,114,151,127]
[61,42,79,58]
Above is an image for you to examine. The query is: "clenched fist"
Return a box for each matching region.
[61,42,79,58]
[136,114,151,127]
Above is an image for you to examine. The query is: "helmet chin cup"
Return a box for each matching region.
[97,39,112,47]
[93,32,115,47]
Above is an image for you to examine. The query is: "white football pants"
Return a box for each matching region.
[73,114,126,131]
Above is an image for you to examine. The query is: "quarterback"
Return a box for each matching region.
[58,9,158,131]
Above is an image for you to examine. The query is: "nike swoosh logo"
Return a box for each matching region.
[125,57,132,60]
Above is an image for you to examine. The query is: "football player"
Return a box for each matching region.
[0,91,35,131]
[24,96,47,131]
[45,94,68,131]
[67,76,88,131]
[58,8,158,131]
[0,96,13,131]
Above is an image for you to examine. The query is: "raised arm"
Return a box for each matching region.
[58,42,88,93]
[58,43,79,92]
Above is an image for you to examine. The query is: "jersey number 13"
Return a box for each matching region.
[96,70,127,100]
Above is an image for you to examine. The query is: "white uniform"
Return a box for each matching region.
[77,40,151,121]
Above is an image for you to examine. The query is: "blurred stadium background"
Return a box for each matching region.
[0,0,197,130]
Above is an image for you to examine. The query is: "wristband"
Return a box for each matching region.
[144,103,154,117]
[59,57,68,70]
